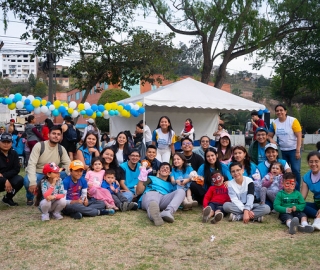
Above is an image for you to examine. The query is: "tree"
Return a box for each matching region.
[252,87,264,103]
[231,88,242,97]
[300,105,320,134]
[28,73,36,90]
[143,0,319,88]
[0,78,12,96]
[10,82,30,95]
[33,81,48,98]
[257,76,270,88]
[95,89,130,132]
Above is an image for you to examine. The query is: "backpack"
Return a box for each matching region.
[40,141,62,159]
[65,124,78,142]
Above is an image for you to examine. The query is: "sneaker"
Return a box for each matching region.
[312,219,320,231]
[255,216,264,223]
[160,210,174,223]
[298,225,314,233]
[100,209,115,216]
[2,196,18,206]
[41,213,50,221]
[128,202,139,211]
[289,217,299,235]
[148,201,164,226]
[211,212,224,224]
[70,212,82,220]
[271,209,277,214]
[52,212,63,220]
[26,200,34,206]
[120,202,128,212]
[202,206,211,223]
[229,213,241,222]
[182,198,192,211]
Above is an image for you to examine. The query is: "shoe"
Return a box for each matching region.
[70,212,82,220]
[202,206,211,223]
[255,216,264,223]
[160,210,174,223]
[41,213,50,221]
[211,212,224,224]
[120,202,128,212]
[2,196,18,206]
[52,212,63,220]
[182,198,192,211]
[100,209,115,216]
[298,225,314,233]
[271,209,277,214]
[229,213,240,222]
[148,201,164,226]
[26,200,34,206]
[289,217,299,235]
[188,197,198,208]
[312,219,320,230]
[128,202,139,211]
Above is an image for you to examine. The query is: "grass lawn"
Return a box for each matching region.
[0,145,319,270]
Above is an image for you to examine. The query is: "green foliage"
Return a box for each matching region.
[257,76,270,88]
[231,88,242,97]
[95,89,130,132]
[9,82,30,95]
[300,105,320,133]
[252,87,264,102]
[221,111,250,132]
[0,78,12,95]
[33,81,48,98]
[28,73,36,90]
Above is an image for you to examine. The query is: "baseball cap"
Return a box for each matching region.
[255,127,268,134]
[10,119,15,123]
[220,132,230,140]
[0,132,12,142]
[264,143,278,151]
[69,160,84,170]
[86,118,94,124]
[43,162,62,174]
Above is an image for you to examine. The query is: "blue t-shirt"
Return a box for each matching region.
[63,175,88,201]
[257,159,287,179]
[170,165,193,190]
[257,144,266,164]
[197,163,232,180]
[120,161,141,193]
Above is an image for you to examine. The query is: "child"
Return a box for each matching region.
[138,160,153,182]
[34,162,66,221]
[63,160,115,219]
[102,169,138,211]
[143,145,161,176]
[85,157,118,210]
[202,172,230,224]
[274,172,314,234]
[170,153,197,210]
[260,161,284,204]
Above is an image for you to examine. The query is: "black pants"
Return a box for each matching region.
[190,182,206,205]
[0,175,24,199]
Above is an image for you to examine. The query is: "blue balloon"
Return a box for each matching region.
[12,98,17,103]
[124,105,131,111]
[35,97,42,101]
[98,105,105,112]
[5,98,12,105]
[114,110,119,116]
[58,106,67,113]
[86,108,93,116]
[96,111,102,117]
[24,99,31,105]
[2,99,6,104]
[25,104,34,112]
[91,104,98,112]
[258,109,263,115]
[80,110,86,115]
[0,98,2,103]
[52,109,59,116]
[47,101,51,106]
[14,93,22,101]
[109,110,115,116]
[61,112,67,118]
[138,107,145,114]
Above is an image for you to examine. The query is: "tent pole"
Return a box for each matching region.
[143,100,146,144]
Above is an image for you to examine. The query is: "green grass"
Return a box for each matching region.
[0,147,319,269]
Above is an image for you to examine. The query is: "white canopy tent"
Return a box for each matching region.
[109,78,265,140]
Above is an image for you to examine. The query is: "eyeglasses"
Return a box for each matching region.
[182,142,192,146]
[160,166,170,171]
[201,140,209,143]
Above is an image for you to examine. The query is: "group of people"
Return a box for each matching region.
[0,105,320,235]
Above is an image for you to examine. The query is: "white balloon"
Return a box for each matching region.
[27,95,35,101]
[9,94,15,100]
[21,96,26,102]
[71,110,79,118]
[103,114,110,119]
[84,102,90,110]
[34,107,41,114]
[69,101,77,109]
[49,105,55,111]
[40,106,48,113]
[133,104,139,110]
[16,101,24,109]
[129,103,134,108]
[103,110,109,116]
[46,110,52,116]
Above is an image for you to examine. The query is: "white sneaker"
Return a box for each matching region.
[52,212,63,220]
[312,218,320,231]
[41,213,50,221]
[229,213,241,222]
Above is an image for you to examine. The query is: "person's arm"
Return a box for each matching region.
[273,192,287,213]
[60,147,71,174]
[26,143,41,188]
[294,131,302,159]
[228,185,245,212]
[283,162,291,173]
[170,143,175,156]
[81,127,88,142]
[151,130,157,146]
[136,178,151,196]
[295,192,306,212]
[2,152,21,180]
[77,149,89,170]
[301,181,309,199]
[119,180,130,192]
[267,123,276,144]
[261,174,272,188]
[32,127,45,141]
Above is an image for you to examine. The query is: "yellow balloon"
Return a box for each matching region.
[136,101,143,107]
[8,103,16,110]
[105,103,112,111]
[41,100,47,106]
[78,103,84,110]
[92,112,96,119]
[54,100,61,109]
[120,110,126,116]
[111,102,117,110]
[117,105,123,112]
[68,108,74,114]
[62,102,68,107]
[32,99,41,108]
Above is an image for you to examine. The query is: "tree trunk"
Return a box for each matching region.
[214,63,228,89]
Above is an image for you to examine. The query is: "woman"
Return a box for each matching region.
[111,131,131,165]
[193,135,211,159]
[81,118,100,144]
[138,120,152,146]
[77,131,100,171]
[101,133,110,149]
[25,115,44,152]
[301,151,320,230]
[213,123,226,143]
[180,118,194,141]
[191,147,232,204]
[152,116,175,162]
[268,104,302,189]
[42,118,53,141]
[217,132,233,165]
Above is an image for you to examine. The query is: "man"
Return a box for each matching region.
[6,119,17,135]
[249,127,282,165]
[142,145,161,176]
[24,126,71,205]
[61,116,78,160]
[136,162,185,226]
[120,149,141,202]
[0,133,24,206]
[251,111,265,140]
[180,137,204,171]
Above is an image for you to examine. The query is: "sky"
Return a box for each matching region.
[0,10,275,78]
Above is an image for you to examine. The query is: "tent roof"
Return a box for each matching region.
[120,77,265,111]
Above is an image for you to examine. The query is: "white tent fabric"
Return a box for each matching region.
[110,78,265,140]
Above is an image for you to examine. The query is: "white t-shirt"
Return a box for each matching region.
[116,149,124,164]
[143,125,152,143]
[152,128,175,150]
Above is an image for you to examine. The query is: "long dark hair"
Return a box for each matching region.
[44,118,54,128]
[100,147,120,170]
[27,115,35,123]
[217,136,232,162]
[101,133,110,143]
[113,131,131,156]
[232,145,251,176]
[204,147,222,187]
[156,116,174,144]
[172,152,188,174]
[34,177,46,207]
[81,130,100,150]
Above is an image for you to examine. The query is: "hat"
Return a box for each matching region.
[69,160,84,170]
[43,162,62,174]
[10,119,15,123]
[86,118,94,124]
[219,132,230,140]
[264,143,278,151]
[0,132,12,142]
[255,127,268,134]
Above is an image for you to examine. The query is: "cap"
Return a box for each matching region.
[86,118,94,124]
[0,132,12,142]
[10,119,15,123]
[69,160,84,170]
[43,162,62,174]
[219,132,230,140]
[255,127,268,134]
[264,143,278,151]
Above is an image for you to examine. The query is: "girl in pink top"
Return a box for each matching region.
[85,157,117,210]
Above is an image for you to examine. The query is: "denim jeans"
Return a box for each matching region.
[121,191,133,202]
[24,171,68,201]
[281,149,301,190]
[304,202,319,218]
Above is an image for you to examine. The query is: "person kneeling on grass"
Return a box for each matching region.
[223,162,270,223]
[202,172,230,224]
[136,162,185,226]
[62,160,115,220]
[273,172,314,235]
[34,162,66,221]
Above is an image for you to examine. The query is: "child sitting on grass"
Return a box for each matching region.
[34,162,66,221]
[202,172,230,224]
[274,172,314,235]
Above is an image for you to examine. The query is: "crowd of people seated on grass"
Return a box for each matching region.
[1,105,320,236]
